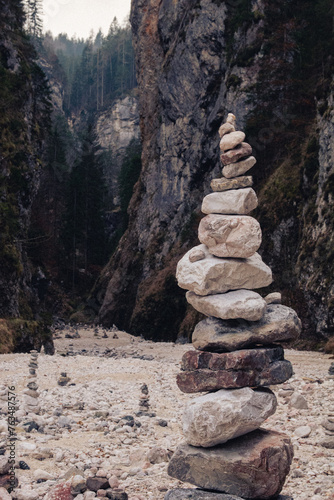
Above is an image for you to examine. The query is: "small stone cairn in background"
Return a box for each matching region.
[22,351,40,415]
[165,114,302,500]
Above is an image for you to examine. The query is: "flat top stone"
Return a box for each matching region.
[186,289,267,322]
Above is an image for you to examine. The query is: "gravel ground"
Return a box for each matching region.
[0,326,333,500]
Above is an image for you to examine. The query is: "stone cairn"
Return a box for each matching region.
[165,114,302,500]
[22,350,40,415]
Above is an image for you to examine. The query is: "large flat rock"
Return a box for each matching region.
[182,387,277,447]
[167,429,293,499]
[186,290,267,322]
[164,490,244,499]
[201,188,258,215]
[198,215,262,258]
[177,246,272,296]
[192,304,302,352]
[165,490,293,500]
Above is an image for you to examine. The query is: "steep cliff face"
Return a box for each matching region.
[0,0,54,352]
[97,0,333,342]
[95,95,140,205]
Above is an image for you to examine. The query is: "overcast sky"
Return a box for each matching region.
[42,0,131,39]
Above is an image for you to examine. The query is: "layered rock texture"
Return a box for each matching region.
[94,0,334,343]
[166,116,299,499]
[0,2,54,353]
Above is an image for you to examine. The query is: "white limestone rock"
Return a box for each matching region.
[183,388,277,447]
[202,188,258,215]
[220,131,245,152]
[177,245,272,296]
[223,156,257,178]
[198,214,262,258]
[186,289,267,321]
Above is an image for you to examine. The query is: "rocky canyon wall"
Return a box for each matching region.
[96,0,334,343]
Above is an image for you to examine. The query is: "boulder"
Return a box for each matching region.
[182,387,277,447]
[211,176,253,192]
[220,131,245,151]
[164,490,244,499]
[202,188,258,215]
[167,430,293,499]
[198,215,261,258]
[177,246,272,296]
[192,304,302,352]
[222,156,256,178]
[186,290,267,322]
[220,142,252,165]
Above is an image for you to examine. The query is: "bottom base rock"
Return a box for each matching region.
[164,492,293,500]
[164,490,244,499]
[167,429,293,500]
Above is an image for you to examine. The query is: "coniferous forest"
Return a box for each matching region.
[0,0,140,351]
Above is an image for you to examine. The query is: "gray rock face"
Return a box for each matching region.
[177,246,272,296]
[202,188,258,215]
[182,387,277,447]
[192,304,302,352]
[198,214,261,258]
[167,430,294,499]
[95,96,140,206]
[96,0,332,343]
[186,290,267,322]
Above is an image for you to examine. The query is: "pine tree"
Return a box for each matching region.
[25,0,43,39]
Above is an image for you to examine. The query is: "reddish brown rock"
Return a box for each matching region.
[43,481,74,500]
[181,346,284,371]
[220,142,252,165]
[0,473,18,490]
[167,429,293,499]
[177,347,292,393]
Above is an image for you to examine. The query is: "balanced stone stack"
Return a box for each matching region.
[23,350,40,415]
[166,114,301,500]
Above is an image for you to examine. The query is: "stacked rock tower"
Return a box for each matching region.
[165,114,302,500]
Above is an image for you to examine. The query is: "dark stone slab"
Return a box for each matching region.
[86,477,110,491]
[167,429,293,500]
[177,347,293,393]
[192,304,301,352]
[164,490,293,500]
[181,346,284,371]
[164,489,244,499]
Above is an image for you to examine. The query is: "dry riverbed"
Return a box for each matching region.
[0,326,333,500]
